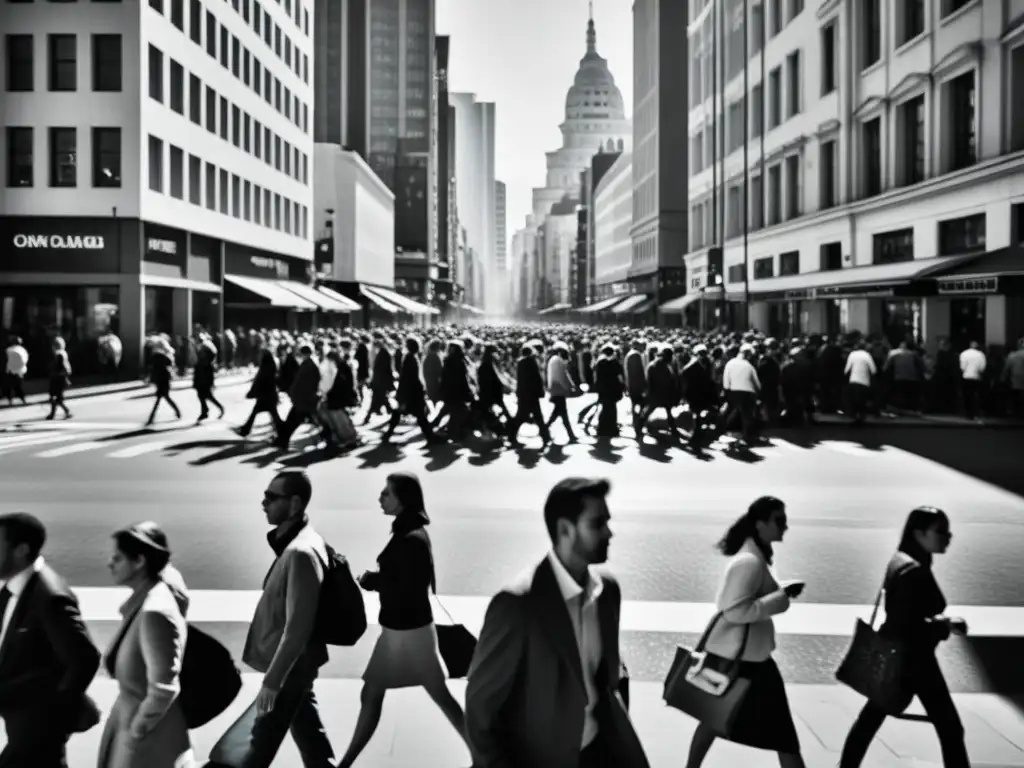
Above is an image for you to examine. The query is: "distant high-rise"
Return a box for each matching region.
[495,181,507,271]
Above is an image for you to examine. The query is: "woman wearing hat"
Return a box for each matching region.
[97,523,192,768]
[334,472,469,768]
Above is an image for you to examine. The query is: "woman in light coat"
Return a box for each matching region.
[685,496,807,768]
[97,522,192,768]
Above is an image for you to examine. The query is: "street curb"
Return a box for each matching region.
[4,372,253,409]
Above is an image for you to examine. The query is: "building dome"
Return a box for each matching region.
[564,14,626,121]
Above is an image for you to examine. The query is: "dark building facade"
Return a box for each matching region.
[434,36,457,309]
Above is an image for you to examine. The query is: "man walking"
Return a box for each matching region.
[465,478,649,768]
[207,470,334,768]
[0,512,101,767]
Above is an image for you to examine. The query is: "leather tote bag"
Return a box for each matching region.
[835,586,913,715]
[663,611,752,737]
[432,592,478,679]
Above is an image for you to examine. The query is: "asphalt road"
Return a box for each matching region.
[2,380,1023,693]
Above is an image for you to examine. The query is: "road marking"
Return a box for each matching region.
[107,442,169,458]
[34,440,107,458]
[70,587,1024,637]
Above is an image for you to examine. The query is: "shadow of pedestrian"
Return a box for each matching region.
[721,442,765,464]
[544,445,570,465]
[354,442,405,469]
[423,442,462,472]
[637,440,673,464]
[588,440,623,464]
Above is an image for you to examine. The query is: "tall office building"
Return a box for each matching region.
[434,34,457,308]
[495,180,507,270]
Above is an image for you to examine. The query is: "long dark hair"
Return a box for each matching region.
[717,496,785,557]
[897,506,947,566]
[387,471,430,533]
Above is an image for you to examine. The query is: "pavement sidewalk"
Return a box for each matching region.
[1,368,253,409]
[38,678,1024,767]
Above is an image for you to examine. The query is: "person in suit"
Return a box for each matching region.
[97,522,192,768]
[275,344,324,449]
[684,496,806,768]
[0,512,101,767]
[382,337,441,445]
[465,477,650,768]
[839,507,970,768]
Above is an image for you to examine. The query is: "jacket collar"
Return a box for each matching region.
[546,550,603,605]
[268,515,309,555]
[0,556,43,597]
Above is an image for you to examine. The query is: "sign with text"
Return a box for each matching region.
[937,277,999,295]
[13,234,105,249]
[0,216,125,274]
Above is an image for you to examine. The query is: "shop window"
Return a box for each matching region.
[6,127,33,187]
[753,256,775,279]
[49,127,76,187]
[91,34,121,92]
[779,251,800,276]
[148,45,163,102]
[91,127,121,187]
[938,213,985,255]
[48,34,77,92]
[148,135,163,192]
[873,228,914,265]
[820,242,843,271]
[6,35,34,92]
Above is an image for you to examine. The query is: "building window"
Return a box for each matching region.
[751,83,763,138]
[873,228,914,265]
[750,174,764,230]
[768,67,781,128]
[753,256,774,279]
[189,73,201,123]
[821,22,836,95]
[170,0,183,29]
[728,264,747,283]
[91,34,121,91]
[219,168,228,213]
[149,0,162,11]
[820,139,837,209]
[205,86,216,133]
[254,184,262,224]
[941,0,971,18]
[5,127,33,187]
[862,0,881,70]
[168,145,183,198]
[789,0,803,21]
[231,174,240,217]
[219,26,228,68]
[204,162,216,209]
[188,154,200,204]
[243,179,251,220]
[91,127,120,187]
[144,137,164,197]
[769,0,781,37]
[5,35,34,92]
[899,0,924,46]
[820,242,842,271]
[898,95,925,186]
[205,11,216,57]
[726,184,741,239]
[219,97,228,140]
[190,0,202,43]
[768,164,782,225]
[49,127,76,187]
[938,214,985,255]
[786,51,801,118]
[779,251,800,276]
[148,45,163,102]
[946,71,976,171]
[785,154,800,219]
[169,60,184,113]
[862,117,882,197]
[231,105,241,146]
[1011,43,1024,152]
[48,34,77,91]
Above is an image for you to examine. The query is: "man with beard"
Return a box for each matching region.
[465,478,649,768]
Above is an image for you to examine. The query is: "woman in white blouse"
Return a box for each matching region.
[685,496,807,768]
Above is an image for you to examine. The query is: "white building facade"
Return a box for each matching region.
[686,0,1024,349]
[542,210,579,307]
[592,152,635,293]
[1,0,320,373]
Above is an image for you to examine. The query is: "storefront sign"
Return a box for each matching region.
[937,277,999,295]
[251,256,278,269]
[147,238,177,255]
[13,234,105,249]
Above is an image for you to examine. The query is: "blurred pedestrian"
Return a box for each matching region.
[3,335,28,407]
[146,340,182,426]
[46,337,73,420]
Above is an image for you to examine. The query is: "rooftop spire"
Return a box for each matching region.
[586,1,596,54]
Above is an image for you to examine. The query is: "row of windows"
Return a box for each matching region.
[147,135,308,238]
[6,125,120,188]
[4,33,121,93]
[863,0,975,70]
[148,46,308,186]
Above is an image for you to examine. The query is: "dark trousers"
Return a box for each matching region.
[2,374,26,404]
[363,388,393,420]
[277,405,322,446]
[545,396,577,439]
[961,379,982,419]
[0,718,68,768]
[148,391,182,423]
[241,400,283,435]
[846,382,871,423]
[637,404,680,436]
[209,660,334,768]
[839,655,968,768]
[384,398,435,440]
[197,389,224,417]
[578,730,612,768]
[47,388,70,418]
[510,397,551,442]
[727,390,759,442]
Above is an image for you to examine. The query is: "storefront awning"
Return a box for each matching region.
[363,285,440,315]
[459,303,485,315]
[315,285,363,311]
[225,275,317,309]
[659,293,700,313]
[538,302,571,315]
[611,294,648,314]
[278,282,358,312]
[579,295,627,313]
[930,246,1024,281]
[632,297,658,314]
[747,254,980,300]
[359,285,402,313]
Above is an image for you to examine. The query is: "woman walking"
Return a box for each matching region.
[235,348,283,438]
[335,472,469,767]
[46,337,72,420]
[685,496,807,768]
[193,334,225,421]
[97,522,192,768]
[839,507,971,767]
[146,339,181,426]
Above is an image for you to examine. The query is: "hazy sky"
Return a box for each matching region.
[436,0,634,246]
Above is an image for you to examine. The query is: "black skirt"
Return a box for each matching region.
[727,657,801,753]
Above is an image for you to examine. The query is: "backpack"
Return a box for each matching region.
[178,624,243,729]
[315,543,368,646]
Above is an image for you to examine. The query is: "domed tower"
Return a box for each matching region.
[541,2,632,193]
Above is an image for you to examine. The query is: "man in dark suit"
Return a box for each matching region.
[0,512,101,766]
[465,478,650,768]
[275,343,324,449]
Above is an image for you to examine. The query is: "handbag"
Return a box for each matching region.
[663,610,752,737]
[432,593,478,679]
[835,585,913,715]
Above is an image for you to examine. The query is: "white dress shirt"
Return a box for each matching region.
[722,357,760,394]
[5,345,28,377]
[845,349,877,387]
[547,551,603,750]
[960,348,986,380]
[0,556,43,651]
